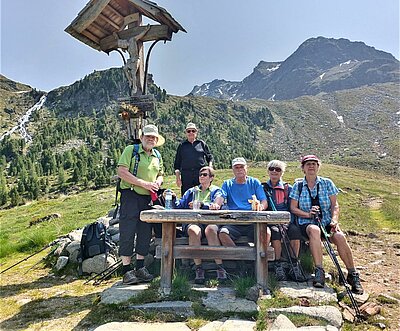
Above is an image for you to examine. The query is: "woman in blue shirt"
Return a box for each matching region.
[175,166,226,284]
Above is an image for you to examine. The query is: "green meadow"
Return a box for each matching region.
[0,163,399,265]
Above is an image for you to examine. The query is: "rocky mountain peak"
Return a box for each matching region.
[189,36,399,101]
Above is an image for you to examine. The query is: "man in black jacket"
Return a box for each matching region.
[174,123,213,196]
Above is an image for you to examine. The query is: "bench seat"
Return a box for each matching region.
[154,236,275,261]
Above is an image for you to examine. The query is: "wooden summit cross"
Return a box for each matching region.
[65,0,185,141]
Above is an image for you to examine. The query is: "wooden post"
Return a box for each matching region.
[160,222,176,295]
[255,223,268,290]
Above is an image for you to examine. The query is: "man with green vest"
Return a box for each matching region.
[117,124,165,284]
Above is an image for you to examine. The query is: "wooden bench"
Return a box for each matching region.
[154,236,275,261]
[141,209,290,294]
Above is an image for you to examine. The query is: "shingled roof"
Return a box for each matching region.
[65,0,186,52]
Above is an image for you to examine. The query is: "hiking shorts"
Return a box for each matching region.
[268,224,282,241]
[182,223,207,237]
[218,224,254,241]
[299,223,332,240]
[118,189,152,257]
[267,223,302,241]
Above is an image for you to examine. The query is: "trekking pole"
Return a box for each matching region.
[93,260,123,285]
[84,258,122,285]
[0,239,59,274]
[266,193,304,283]
[277,224,308,283]
[314,216,362,320]
[24,245,59,275]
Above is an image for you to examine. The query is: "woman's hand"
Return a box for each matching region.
[330,221,339,232]
[309,205,320,219]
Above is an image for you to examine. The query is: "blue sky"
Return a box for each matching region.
[1,0,399,96]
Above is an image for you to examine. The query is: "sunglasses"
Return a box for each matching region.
[186,129,197,133]
[268,167,282,172]
[199,173,209,177]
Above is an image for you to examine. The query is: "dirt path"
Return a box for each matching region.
[347,231,400,329]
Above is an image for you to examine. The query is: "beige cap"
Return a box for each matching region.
[185,122,198,131]
[232,157,247,167]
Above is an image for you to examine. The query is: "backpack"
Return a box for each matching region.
[77,221,114,275]
[113,144,162,218]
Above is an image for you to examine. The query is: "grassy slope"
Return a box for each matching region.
[1,163,398,264]
[0,163,399,330]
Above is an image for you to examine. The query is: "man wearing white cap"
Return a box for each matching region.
[174,122,214,196]
[211,157,268,247]
[117,124,165,284]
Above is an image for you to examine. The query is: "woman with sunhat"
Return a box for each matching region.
[289,154,364,294]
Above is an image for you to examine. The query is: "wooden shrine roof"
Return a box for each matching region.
[65,0,186,53]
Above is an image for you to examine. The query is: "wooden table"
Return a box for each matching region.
[140,209,290,294]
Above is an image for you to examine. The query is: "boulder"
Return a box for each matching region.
[65,240,81,263]
[55,256,69,271]
[82,254,117,274]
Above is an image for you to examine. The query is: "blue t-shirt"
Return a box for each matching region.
[289,176,339,226]
[220,176,266,210]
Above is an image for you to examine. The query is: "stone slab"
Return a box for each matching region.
[198,287,258,313]
[128,301,194,317]
[199,318,255,331]
[93,322,190,331]
[268,305,343,328]
[100,282,149,305]
[279,281,337,303]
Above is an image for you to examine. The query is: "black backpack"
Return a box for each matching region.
[77,221,114,275]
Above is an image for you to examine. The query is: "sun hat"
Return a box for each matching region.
[301,154,320,164]
[232,157,247,167]
[185,123,198,131]
[142,124,165,147]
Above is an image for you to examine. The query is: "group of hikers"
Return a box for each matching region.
[116,122,364,296]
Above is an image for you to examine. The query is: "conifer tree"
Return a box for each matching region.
[0,171,8,206]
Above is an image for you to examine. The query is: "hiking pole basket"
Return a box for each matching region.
[314,216,363,320]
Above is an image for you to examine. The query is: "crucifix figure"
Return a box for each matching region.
[117,25,151,96]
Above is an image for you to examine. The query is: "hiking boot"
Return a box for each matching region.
[313,267,325,288]
[347,271,364,295]
[274,261,287,281]
[288,261,306,282]
[135,266,154,282]
[216,267,227,281]
[194,267,205,284]
[122,270,139,285]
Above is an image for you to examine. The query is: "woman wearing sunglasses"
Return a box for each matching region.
[174,122,214,196]
[174,166,227,284]
[263,160,305,282]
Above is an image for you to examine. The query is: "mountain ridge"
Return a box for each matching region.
[0,36,399,209]
[189,36,399,101]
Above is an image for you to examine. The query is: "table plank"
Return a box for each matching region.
[141,209,290,224]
